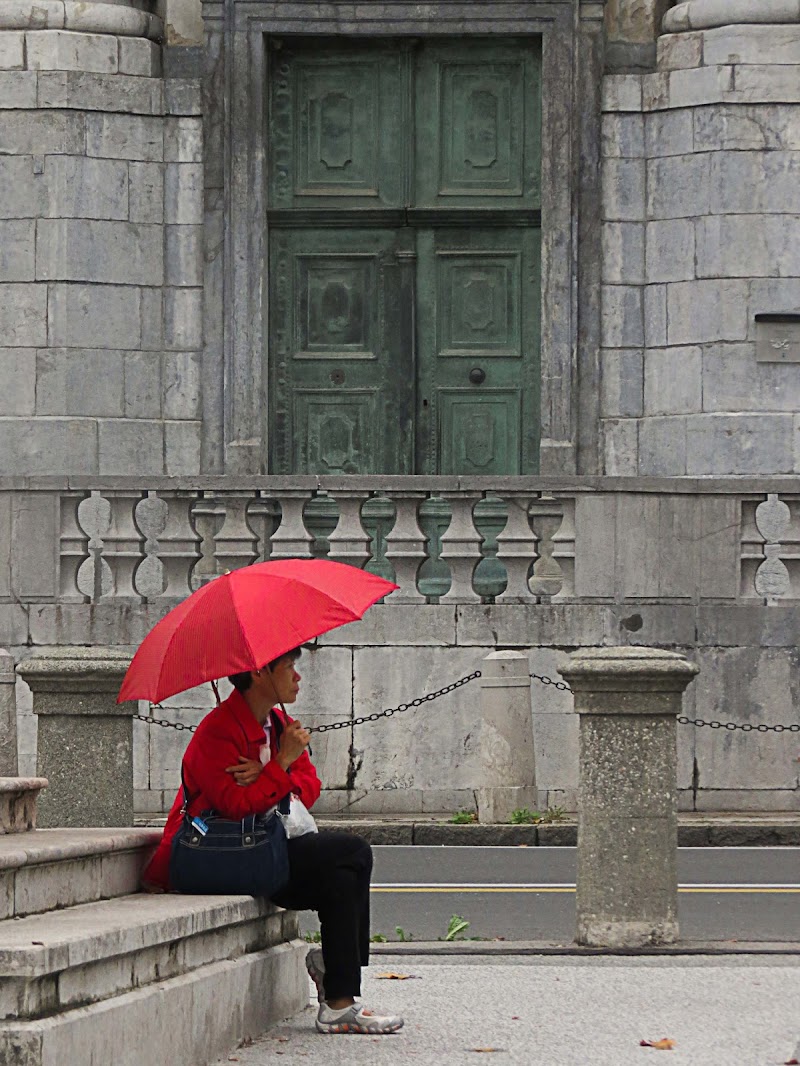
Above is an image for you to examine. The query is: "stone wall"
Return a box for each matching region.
[600,2,800,475]
[0,1,203,475]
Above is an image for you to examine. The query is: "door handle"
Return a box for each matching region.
[469,367,486,385]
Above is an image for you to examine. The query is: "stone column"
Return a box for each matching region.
[0,650,18,776]
[477,651,538,824]
[559,647,699,947]
[17,648,134,828]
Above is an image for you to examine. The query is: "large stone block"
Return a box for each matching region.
[602,417,639,475]
[165,225,203,287]
[667,64,733,109]
[600,348,644,417]
[600,285,644,347]
[0,69,36,107]
[601,113,645,159]
[455,605,606,648]
[702,342,800,413]
[35,348,124,416]
[85,113,164,162]
[36,219,164,286]
[656,30,703,71]
[163,350,201,419]
[0,283,47,346]
[645,109,694,157]
[730,65,800,105]
[0,31,24,69]
[164,419,201,475]
[646,218,695,283]
[164,162,203,225]
[602,73,643,113]
[353,646,484,793]
[686,413,794,473]
[123,350,162,418]
[647,154,711,219]
[37,70,162,114]
[164,287,203,350]
[128,161,164,224]
[644,283,668,346]
[0,651,18,775]
[602,222,645,284]
[696,214,800,279]
[477,651,536,824]
[47,283,141,349]
[703,24,800,67]
[319,604,456,646]
[666,279,749,345]
[97,417,164,474]
[601,158,645,221]
[710,151,800,214]
[139,286,163,350]
[118,38,161,78]
[644,347,702,415]
[529,647,576,794]
[0,110,84,155]
[45,156,130,220]
[694,104,800,152]
[692,646,800,790]
[164,117,202,163]
[26,29,118,74]
[0,219,34,280]
[0,417,97,474]
[0,348,35,415]
[638,415,688,475]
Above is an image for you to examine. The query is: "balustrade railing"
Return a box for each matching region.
[4,476,800,606]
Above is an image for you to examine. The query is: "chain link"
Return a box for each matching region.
[530,672,572,692]
[134,712,198,732]
[677,715,800,733]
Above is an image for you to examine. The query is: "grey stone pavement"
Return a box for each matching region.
[216,954,800,1066]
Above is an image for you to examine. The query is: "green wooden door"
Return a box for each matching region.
[268,37,541,475]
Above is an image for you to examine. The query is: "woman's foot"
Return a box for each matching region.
[305,947,326,1003]
[316,1002,404,1035]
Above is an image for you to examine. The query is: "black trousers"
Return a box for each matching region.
[271,830,372,1000]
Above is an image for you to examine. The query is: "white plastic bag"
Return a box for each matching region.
[279,795,318,839]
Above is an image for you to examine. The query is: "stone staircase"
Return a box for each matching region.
[0,780,308,1066]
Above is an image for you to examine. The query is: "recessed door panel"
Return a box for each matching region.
[438,390,520,475]
[295,389,379,474]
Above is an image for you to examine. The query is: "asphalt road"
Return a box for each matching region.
[302,846,800,944]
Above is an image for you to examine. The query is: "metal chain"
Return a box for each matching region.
[677,715,800,733]
[528,672,798,732]
[132,670,484,737]
[310,670,483,734]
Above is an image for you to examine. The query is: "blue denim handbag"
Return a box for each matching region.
[169,766,290,897]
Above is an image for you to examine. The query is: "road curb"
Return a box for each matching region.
[369,940,800,956]
[314,820,800,847]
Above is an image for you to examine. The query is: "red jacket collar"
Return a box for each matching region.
[224,689,284,742]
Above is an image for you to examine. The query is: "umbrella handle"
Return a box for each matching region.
[211,680,221,705]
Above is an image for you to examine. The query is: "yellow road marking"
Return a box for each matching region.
[371,887,800,894]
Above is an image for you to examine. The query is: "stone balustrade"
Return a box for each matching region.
[0,476,799,608]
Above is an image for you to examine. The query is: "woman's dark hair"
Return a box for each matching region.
[228,647,302,693]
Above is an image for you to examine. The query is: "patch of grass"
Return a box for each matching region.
[395,926,412,943]
[539,805,566,824]
[303,930,322,943]
[448,809,477,824]
[509,807,540,825]
[444,913,470,941]
[370,933,388,943]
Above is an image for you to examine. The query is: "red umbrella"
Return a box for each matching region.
[118,559,397,704]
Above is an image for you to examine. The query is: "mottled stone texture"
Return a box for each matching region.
[560,647,699,948]
[0,650,17,775]
[0,777,47,832]
[600,19,800,476]
[477,651,538,824]
[17,647,133,827]
[0,13,202,475]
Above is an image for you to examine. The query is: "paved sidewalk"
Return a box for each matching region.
[215,953,800,1066]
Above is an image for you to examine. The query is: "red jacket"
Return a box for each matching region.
[142,689,321,890]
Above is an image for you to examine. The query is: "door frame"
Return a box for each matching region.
[203,0,604,476]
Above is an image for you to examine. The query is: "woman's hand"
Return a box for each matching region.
[225,756,263,786]
[276,720,311,771]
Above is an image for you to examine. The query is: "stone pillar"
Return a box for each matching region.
[17,648,134,828]
[0,651,18,776]
[605,0,674,70]
[559,647,699,947]
[477,651,538,824]
[0,778,48,834]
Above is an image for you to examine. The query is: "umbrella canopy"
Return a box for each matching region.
[118,559,397,704]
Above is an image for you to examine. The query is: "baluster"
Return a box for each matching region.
[134,492,168,598]
[551,497,576,601]
[102,494,145,598]
[384,492,427,603]
[60,493,88,601]
[327,491,371,569]
[739,498,764,599]
[439,493,482,603]
[213,494,259,573]
[495,492,538,603]
[267,489,315,559]
[529,496,565,599]
[192,498,223,587]
[248,497,279,561]
[76,492,113,601]
[753,494,792,605]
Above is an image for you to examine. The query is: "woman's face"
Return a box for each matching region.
[265,655,301,705]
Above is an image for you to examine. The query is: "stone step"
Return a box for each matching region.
[0,778,48,834]
[0,892,299,1020]
[0,828,161,919]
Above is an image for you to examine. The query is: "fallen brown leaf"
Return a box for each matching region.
[640,1039,675,1050]
[470,1048,505,1054]
[784,1059,799,1064]
[376,972,418,980]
